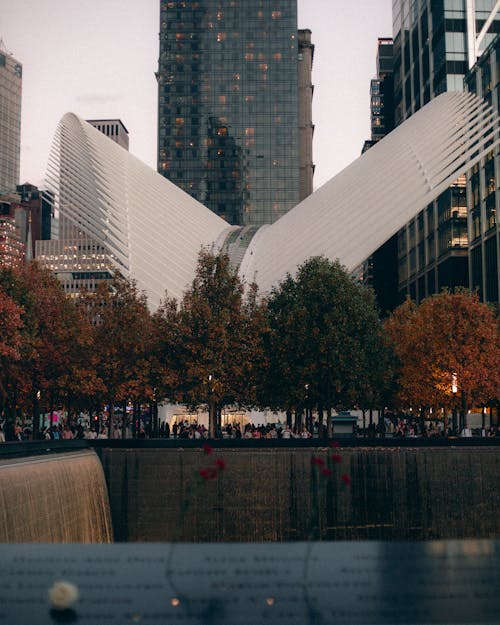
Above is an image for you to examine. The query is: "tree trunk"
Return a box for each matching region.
[67,392,72,427]
[317,401,324,438]
[326,406,333,438]
[461,393,467,431]
[208,399,217,438]
[32,389,40,439]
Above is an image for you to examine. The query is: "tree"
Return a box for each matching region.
[175,249,267,437]
[151,294,183,406]
[264,256,390,436]
[81,273,154,436]
[0,287,23,361]
[385,291,500,430]
[0,286,24,414]
[0,263,98,436]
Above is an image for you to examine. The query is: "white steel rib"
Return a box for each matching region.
[45,92,499,307]
[239,92,500,294]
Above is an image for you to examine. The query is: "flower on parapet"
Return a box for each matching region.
[215,458,226,471]
[199,467,218,481]
[202,443,213,455]
[329,440,340,449]
[341,473,351,487]
[312,456,325,466]
[330,453,342,464]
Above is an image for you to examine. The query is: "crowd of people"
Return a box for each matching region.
[0,413,498,441]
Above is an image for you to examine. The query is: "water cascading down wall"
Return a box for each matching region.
[1,445,499,543]
[0,450,113,543]
[98,446,500,542]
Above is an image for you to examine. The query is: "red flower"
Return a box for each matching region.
[341,473,351,487]
[199,467,217,481]
[321,467,332,477]
[329,441,340,449]
[312,457,325,466]
[202,443,213,455]
[215,458,226,471]
[330,453,342,464]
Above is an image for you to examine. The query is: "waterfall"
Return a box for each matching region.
[0,450,113,543]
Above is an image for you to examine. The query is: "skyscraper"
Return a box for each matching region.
[157,0,313,226]
[358,38,399,315]
[391,0,499,303]
[0,40,22,195]
[465,34,500,303]
[87,119,130,150]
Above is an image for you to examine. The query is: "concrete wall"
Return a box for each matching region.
[98,446,500,542]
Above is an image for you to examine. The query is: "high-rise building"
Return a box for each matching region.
[87,119,130,150]
[465,33,500,303]
[0,184,52,267]
[391,0,500,303]
[0,40,22,195]
[358,38,399,315]
[157,0,313,226]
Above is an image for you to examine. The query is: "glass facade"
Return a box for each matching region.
[465,34,500,303]
[157,0,303,226]
[392,0,500,303]
[0,47,22,195]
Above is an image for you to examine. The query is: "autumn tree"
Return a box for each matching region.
[0,287,23,361]
[0,263,98,436]
[151,294,183,407]
[264,257,391,436]
[0,286,24,416]
[81,274,154,436]
[385,290,500,430]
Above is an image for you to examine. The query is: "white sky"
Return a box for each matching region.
[1,0,392,190]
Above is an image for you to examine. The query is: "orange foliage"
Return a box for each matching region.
[385,292,500,409]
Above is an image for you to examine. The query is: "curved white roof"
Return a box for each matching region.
[239,92,500,292]
[46,113,230,307]
[46,93,499,307]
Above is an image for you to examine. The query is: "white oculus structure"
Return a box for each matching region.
[43,92,499,308]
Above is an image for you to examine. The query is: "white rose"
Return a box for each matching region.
[48,581,79,610]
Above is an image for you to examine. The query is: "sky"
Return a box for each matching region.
[1,0,392,191]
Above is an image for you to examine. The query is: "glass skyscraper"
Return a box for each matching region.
[465,34,500,303]
[0,42,22,196]
[391,0,499,303]
[157,0,312,226]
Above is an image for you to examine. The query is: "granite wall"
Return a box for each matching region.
[98,446,500,542]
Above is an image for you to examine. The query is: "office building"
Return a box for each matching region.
[465,33,500,303]
[87,119,129,150]
[0,197,25,267]
[0,184,52,267]
[0,40,22,195]
[391,0,500,303]
[157,1,313,226]
[358,38,398,315]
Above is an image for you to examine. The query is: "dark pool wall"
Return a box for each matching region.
[99,447,500,542]
[0,450,113,543]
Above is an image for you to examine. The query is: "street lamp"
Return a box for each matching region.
[304,384,310,432]
[207,374,217,438]
[451,372,458,434]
